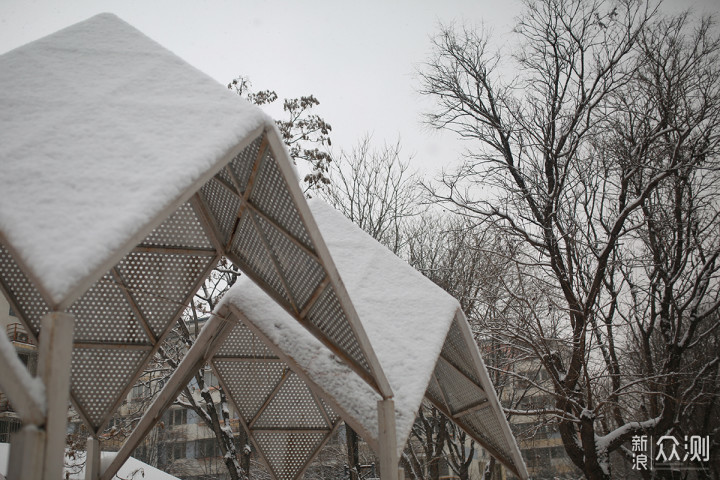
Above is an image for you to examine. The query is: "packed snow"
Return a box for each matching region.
[0,443,180,480]
[220,200,461,456]
[0,13,272,306]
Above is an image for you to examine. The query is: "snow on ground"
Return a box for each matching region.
[0,13,272,305]
[0,443,179,480]
[221,200,461,455]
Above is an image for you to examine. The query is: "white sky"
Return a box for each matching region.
[1,0,718,176]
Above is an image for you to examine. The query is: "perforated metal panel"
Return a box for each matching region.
[425,316,518,474]
[141,201,213,249]
[254,213,325,309]
[215,320,276,358]
[195,132,378,390]
[434,359,486,413]
[0,194,220,433]
[0,243,50,336]
[226,134,263,193]
[305,285,370,371]
[200,177,243,245]
[254,373,329,429]
[116,251,216,338]
[70,348,147,427]
[68,273,148,344]
[215,359,287,421]
[212,321,340,480]
[248,151,313,251]
[441,319,481,385]
[462,407,515,467]
[254,431,327,480]
[425,375,447,407]
[231,210,291,304]
[67,198,219,432]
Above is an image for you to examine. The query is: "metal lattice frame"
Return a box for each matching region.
[213,321,341,480]
[0,14,393,480]
[426,312,526,477]
[0,203,219,433]
[0,128,391,439]
[191,297,528,479]
[193,132,386,394]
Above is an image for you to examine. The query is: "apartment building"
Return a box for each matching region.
[0,295,36,443]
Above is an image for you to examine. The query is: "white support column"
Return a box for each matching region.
[37,312,75,480]
[7,425,45,480]
[377,398,399,480]
[85,436,101,480]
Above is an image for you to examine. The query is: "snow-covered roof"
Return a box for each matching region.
[0,12,388,449]
[212,200,528,479]
[0,13,271,309]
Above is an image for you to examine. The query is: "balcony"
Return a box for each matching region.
[6,323,34,345]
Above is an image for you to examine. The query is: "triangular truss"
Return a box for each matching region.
[425,314,519,471]
[212,322,341,479]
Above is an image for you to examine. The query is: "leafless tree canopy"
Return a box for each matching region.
[420,0,720,478]
[320,134,422,254]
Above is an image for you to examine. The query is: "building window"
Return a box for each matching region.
[197,438,220,458]
[169,408,187,426]
[131,384,150,401]
[171,442,186,461]
[17,354,28,366]
[203,369,218,388]
[0,418,22,443]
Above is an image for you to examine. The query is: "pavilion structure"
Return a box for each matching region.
[0,13,527,480]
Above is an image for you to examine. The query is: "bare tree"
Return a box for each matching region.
[404,215,551,480]
[420,1,720,479]
[320,134,422,254]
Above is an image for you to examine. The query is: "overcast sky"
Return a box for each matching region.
[1,0,718,177]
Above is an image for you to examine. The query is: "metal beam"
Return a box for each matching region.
[110,268,157,345]
[377,398,399,480]
[298,276,329,319]
[452,399,490,419]
[436,355,487,398]
[37,312,75,480]
[190,193,227,255]
[132,246,217,256]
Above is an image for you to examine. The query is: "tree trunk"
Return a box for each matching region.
[346,424,360,480]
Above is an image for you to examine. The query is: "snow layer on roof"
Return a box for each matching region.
[0,444,179,480]
[0,13,271,306]
[221,200,460,454]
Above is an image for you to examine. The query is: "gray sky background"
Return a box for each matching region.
[1,0,718,177]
